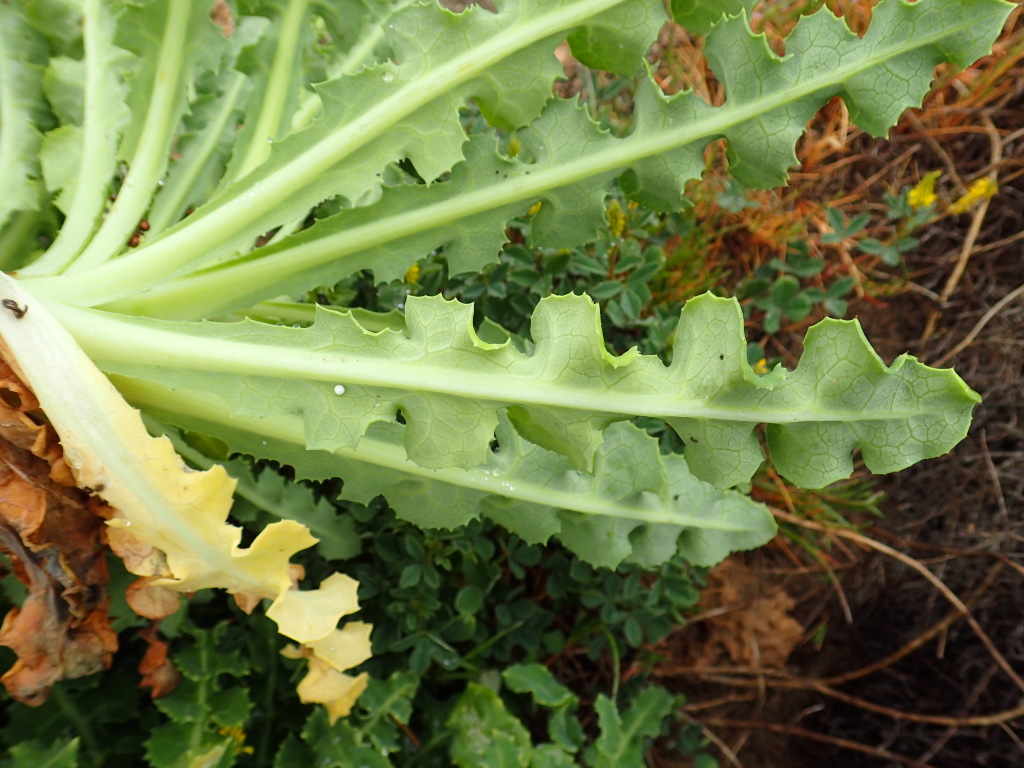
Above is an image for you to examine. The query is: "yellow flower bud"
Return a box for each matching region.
[606,199,626,238]
[907,170,941,210]
[948,177,997,214]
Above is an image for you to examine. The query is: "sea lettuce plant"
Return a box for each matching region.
[0,0,1004,716]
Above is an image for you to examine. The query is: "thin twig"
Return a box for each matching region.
[905,112,966,194]
[834,146,920,206]
[682,692,758,713]
[773,510,1024,696]
[767,469,854,622]
[678,711,746,768]
[971,227,1024,255]
[913,663,999,766]
[823,562,1004,685]
[701,718,940,768]
[675,665,1024,727]
[979,428,1011,539]
[920,114,1002,346]
[867,527,1024,581]
[931,281,1024,367]
[999,721,1024,755]
[1001,124,1024,145]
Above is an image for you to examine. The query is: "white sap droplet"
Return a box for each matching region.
[334,384,346,395]
[382,70,394,82]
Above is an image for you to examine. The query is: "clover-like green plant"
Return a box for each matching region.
[0,0,1002,709]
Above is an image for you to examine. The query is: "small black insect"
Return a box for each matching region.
[1,299,27,319]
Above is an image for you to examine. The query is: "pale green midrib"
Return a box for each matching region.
[147,73,248,235]
[121,18,979,315]
[62,0,194,274]
[55,301,936,426]
[24,0,628,304]
[32,0,117,268]
[229,0,310,182]
[117,376,752,530]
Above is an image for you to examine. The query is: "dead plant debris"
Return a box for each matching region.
[0,361,117,705]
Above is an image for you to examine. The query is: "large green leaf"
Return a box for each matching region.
[25,0,668,306]
[144,70,251,235]
[109,372,776,570]
[100,0,1015,320]
[63,292,979,491]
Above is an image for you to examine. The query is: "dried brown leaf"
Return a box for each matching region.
[685,561,804,669]
[138,624,180,699]
[0,367,117,705]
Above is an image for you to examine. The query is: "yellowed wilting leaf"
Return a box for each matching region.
[0,273,372,717]
[306,622,373,672]
[267,572,360,643]
[282,621,373,723]
[295,655,370,724]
